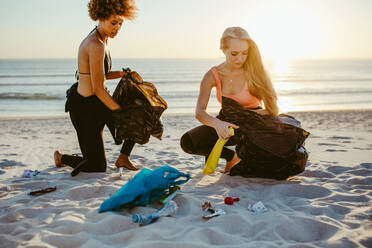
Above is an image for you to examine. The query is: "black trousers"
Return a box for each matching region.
[62,93,135,172]
[180,124,239,162]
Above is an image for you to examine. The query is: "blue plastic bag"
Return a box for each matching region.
[99,165,190,213]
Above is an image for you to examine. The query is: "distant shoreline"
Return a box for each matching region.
[1,108,371,121]
[1,58,372,61]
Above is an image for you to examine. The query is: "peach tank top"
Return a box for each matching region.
[211,67,260,108]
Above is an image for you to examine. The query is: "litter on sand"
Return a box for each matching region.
[132,200,178,226]
[29,186,56,196]
[23,169,40,178]
[202,201,226,220]
[224,197,240,205]
[159,186,180,205]
[247,201,268,213]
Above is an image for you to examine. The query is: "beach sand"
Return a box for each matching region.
[0,110,371,247]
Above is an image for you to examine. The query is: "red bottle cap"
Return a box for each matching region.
[224,197,234,205]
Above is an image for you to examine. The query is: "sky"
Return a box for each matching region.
[0,0,372,60]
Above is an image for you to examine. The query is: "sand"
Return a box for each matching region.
[0,110,371,247]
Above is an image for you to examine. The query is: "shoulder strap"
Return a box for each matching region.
[210,67,222,103]
[93,26,105,43]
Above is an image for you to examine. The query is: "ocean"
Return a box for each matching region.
[1,58,372,118]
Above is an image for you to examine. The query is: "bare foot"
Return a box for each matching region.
[223,152,241,173]
[115,153,138,171]
[54,150,67,168]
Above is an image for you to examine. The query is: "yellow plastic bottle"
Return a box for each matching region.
[203,127,234,175]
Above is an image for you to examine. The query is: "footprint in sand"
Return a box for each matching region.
[300,169,335,178]
[360,238,372,248]
[66,185,116,200]
[352,146,372,151]
[0,160,26,168]
[346,177,372,185]
[164,159,181,165]
[360,163,372,169]
[325,149,347,152]
[327,165,352,174]
[318,143,344,147]
[275,216,338,242]
[275,184,332,199]
[346,168,372,176]
[320,160,339,164]
[328,136,352,140]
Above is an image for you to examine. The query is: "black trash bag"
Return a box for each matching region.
[111,68,167,145]
[218,97,310,180]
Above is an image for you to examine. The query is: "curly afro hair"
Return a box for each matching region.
[88,0,137,21]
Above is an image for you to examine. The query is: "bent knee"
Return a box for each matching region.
[180,133,195,154]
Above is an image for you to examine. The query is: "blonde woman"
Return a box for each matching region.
[180,27,279,173]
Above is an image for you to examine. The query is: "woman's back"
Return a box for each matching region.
[77,29,111,97]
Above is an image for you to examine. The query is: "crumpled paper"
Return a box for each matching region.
[247,201,268,213]
[23,169,40,178]
[202,201,226,220]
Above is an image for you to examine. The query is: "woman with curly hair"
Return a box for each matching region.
[54,0,139,175]
[180,27,279,173]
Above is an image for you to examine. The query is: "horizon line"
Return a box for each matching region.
[1,57,372,60]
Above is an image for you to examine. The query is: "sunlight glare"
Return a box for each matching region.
[274,57,290,75]
[252,2,323,60]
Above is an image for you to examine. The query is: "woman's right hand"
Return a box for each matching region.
[214,120,239,140]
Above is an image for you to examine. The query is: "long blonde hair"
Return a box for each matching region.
[220,27,279,115]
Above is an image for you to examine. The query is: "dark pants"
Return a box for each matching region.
[180,125,239,162]
[62,92,135,173]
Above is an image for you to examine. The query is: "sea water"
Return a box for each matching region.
[1,58,372,118]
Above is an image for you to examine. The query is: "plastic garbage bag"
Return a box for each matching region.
[99,165,190,213]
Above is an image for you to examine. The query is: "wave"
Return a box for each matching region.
[0,73,73,78]
[0,82,72,86]
[278,89,372,96]
[1,88,372,101]
[1,72,372,83]
[0,93,63,100]
[274,78,372,83]
[161,89,372,98]
[291,100,372,106]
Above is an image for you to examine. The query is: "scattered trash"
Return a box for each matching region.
[224,197,240,205]
[23,169,40,178]
[202,201,226,220]
[132,200,178,226]
[29,186,56,196]
[159,186,180,205]
[118,168,134,180]
[247,201,268,213]
[121,173,133,181]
